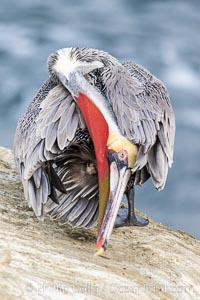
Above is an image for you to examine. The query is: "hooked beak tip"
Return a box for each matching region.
[95,240,108,256]
[94,247,105,257]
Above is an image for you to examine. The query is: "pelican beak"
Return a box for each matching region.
[96,149,131,255]
[55,69,135,255]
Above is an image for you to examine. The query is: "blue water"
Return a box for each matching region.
[0,0,200,238]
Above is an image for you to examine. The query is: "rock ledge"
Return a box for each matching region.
[0,146,200,300]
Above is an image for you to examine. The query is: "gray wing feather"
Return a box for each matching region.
[45,121,59,152]
[102,61,175,190]
[33,168,42,189]
[14,79,84,219]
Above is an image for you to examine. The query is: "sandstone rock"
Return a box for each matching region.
[0,146,200,300]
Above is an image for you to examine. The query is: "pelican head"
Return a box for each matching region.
[49,47,138,254]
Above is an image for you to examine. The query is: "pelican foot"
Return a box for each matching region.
[128,214,149,227]
[114,206,149,228]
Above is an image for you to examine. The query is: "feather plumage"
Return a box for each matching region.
[14,47,175,228]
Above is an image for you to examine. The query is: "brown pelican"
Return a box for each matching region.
[14,47,175,255]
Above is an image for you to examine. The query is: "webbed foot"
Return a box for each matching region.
[115,206,149,228]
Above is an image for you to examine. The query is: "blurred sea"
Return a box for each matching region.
[0,0,200,238]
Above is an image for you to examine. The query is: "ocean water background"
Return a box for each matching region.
[0,0,199,238]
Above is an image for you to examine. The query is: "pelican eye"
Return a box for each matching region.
[118,150,128,160]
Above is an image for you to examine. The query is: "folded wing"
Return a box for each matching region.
[101,62,175,190]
